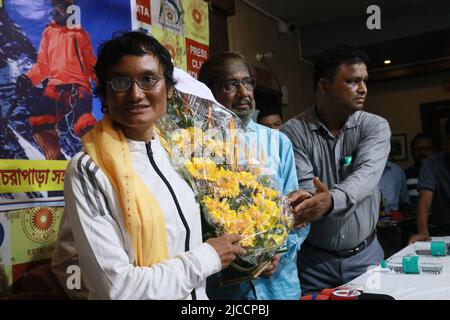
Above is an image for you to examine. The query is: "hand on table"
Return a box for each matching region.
[408,233,431,244]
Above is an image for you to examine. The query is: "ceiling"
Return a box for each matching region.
[244,0,450,81]
[249,0,432,29]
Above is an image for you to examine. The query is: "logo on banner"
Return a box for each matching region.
[0,223,4,248]
[187,0,207,33]
[21,207,59,243]
[192,9,201,24]
[184,0,209,46]
[158,0,183,34]
[165,43,177,60]
[152,26,187,69]
[136,0,151,24]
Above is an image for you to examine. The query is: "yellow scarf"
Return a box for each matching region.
[82,115,169,266]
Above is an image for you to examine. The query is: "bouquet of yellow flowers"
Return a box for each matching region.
[157,89,294,277]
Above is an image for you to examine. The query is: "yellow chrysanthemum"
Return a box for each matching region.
[202,196,235,225]
[164,124,293,252]
[185,158,218,181]
[238,171,259,189]
[214,168,240,198]
[229,209,256,247]
[185,160,203,180]
[252,192,266,208]
[203,137,225,159]
[240,234,256,247]
[261,186,279,200]
[262,199,280,216]
[170,129,188,144]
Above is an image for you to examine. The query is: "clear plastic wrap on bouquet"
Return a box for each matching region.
[157,90,294,273]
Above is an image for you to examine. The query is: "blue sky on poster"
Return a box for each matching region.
[6,0,51,50]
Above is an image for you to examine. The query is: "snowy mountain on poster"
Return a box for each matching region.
[0,7,82,160]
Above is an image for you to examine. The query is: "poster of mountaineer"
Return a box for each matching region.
[0,0,209,208]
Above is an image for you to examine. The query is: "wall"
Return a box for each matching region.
[365,71,450,169]
[226,0,315,120]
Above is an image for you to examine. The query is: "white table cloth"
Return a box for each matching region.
[349,236,450,300]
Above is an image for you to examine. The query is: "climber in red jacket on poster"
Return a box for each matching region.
[15,0,96,160]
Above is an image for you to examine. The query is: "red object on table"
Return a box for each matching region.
[391,210,404,221]
[330,289,361,300]
[300,288,361,300]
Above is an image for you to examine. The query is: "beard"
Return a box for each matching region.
[231,97,255,127]
[232,105,255,127]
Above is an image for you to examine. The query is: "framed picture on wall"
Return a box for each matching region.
[390,134,408,161]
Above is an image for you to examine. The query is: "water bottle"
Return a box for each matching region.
[414,241,449,256]
[381,255,443,274]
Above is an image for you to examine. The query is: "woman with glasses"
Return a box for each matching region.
[51,31,244,300]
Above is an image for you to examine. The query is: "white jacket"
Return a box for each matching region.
[51,136,221,300]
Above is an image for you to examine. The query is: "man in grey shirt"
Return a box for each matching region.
[281,46,390,294]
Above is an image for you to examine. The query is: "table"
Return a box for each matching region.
[349,236,450,300]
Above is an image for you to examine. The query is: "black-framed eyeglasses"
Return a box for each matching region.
[107,76,162,92]
[220,77,256,94]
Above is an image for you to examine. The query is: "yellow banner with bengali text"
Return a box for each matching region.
[0,160,68,193]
